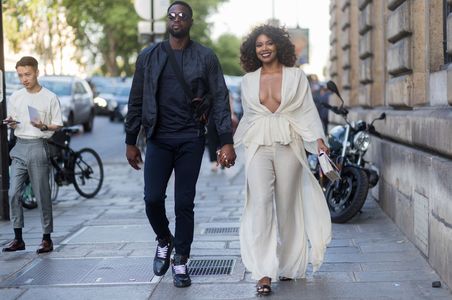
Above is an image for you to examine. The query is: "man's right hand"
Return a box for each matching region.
[126,145,143,170]
[3,117,18,129]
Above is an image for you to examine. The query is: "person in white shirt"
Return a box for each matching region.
[234,25,331,296]
[2,56,63,254]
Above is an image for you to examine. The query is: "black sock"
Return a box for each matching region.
[43,234,51,242]
[14,228,23,241]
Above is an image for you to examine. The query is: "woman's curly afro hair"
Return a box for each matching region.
[240,25,297,73]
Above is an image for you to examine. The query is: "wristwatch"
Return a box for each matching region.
[40,124,49,131]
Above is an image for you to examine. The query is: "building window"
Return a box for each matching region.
[445,0,452,64]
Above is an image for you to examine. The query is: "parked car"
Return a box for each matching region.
[88,76,117,117]
[40,76,95,132]
[5,71,22,101]
[110,83,131,122]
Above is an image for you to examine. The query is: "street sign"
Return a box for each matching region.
[138,20,166,35]
[134,0,169,21]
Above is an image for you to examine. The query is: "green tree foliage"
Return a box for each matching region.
[213,33,243,76]
[183,1,243,75]
[2,0,71,74]
[2,0,243,76]
[61,0,140,76]
[183,0,226,47]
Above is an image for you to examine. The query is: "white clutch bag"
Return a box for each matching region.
[318,151,341,182]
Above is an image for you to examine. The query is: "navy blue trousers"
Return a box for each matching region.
[144,136,205,256]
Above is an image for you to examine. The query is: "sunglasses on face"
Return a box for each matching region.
[167,12,190,21]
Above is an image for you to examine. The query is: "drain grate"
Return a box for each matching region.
[204,227,239,235]
[188,259,234,276]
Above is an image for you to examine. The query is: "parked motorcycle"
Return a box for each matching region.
[308,81,386,223]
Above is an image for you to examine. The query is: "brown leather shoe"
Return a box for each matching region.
[36,240,53,254]
[2,239,26,252]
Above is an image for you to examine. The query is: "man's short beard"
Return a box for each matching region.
[169,27,190,38]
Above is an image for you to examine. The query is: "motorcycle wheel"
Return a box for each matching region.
[325,166,369,223]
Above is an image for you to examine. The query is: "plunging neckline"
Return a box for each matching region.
[258,66,284,114]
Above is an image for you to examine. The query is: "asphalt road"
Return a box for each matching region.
[70,116,126,164]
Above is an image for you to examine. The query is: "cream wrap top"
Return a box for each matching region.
[234,66,326,153]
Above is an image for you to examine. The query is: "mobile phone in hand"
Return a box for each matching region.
[2,119,20,124]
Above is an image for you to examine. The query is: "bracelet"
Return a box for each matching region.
[40,124,48,131]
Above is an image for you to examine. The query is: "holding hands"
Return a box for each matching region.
[216,144,236,168]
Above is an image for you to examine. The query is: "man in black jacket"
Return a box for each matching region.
[125,1,236,288]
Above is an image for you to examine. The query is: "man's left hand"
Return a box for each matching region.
[31,120,45,130]
[217,144,236,168]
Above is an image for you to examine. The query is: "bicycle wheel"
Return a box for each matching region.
[72,148,104,198]
[49,166,59,202]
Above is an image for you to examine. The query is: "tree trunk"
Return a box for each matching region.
[105,32,119,76]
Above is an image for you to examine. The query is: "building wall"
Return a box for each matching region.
[329,0,452,287]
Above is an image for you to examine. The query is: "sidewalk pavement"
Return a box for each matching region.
[0,152,451,300]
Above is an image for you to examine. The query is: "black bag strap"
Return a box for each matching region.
[163,41,194,99]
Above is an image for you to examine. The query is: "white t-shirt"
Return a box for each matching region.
[7,86,63,139]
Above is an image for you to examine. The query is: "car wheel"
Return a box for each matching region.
[67,112,75,126]
[83,111,94,132]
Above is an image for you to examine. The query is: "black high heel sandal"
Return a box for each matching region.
[279,276,293,281]
[256,277,272,296]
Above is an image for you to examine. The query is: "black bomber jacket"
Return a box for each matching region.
[125,40,233,146]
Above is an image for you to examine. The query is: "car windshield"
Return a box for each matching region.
[115,86,130,96]
[5,71,20,85]
[40,80,72,96]
[91,77,118,94]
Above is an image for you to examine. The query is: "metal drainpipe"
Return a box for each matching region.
[0,3,10,220]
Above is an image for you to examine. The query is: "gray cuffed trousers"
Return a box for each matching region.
[9,138,53,234]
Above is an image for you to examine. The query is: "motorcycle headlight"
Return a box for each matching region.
[353,131,370,151]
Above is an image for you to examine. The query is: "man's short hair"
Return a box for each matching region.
[167,1,193,17]
[16,56,38,70]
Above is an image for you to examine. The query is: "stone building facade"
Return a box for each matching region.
[329,0,452,287]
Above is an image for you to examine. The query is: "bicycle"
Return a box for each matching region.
[19,127,104,209]
[48,127,104,198]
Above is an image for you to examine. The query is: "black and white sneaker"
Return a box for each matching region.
[172,254,191,288]
[153,235,174,276]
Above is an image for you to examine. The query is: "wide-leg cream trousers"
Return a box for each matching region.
[240,143,308,280]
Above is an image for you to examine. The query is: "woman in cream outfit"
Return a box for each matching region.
[234,25,332,295]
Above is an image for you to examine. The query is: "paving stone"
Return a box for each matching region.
[0,288,24,300]
[16,285,153,300]
[360,260,431,272]
[189,248,242,256]
[191,241,227,249]
[150,282,255,299]
[62,225,152,244]
[359,242,418,253]
[319,262,363,272]
[0,157,450,299]
[324,252,419,263]
[354,270,440,282]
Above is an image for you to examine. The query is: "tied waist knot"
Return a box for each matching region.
[242,114,296,146]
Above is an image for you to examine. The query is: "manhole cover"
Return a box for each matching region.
[2,257,154,286]
[188,259,235,276]
[204,227,239,235]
